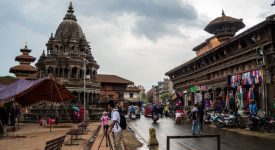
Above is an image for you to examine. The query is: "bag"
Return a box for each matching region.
[192,111,197,120]
[115,110,127,130]
[130,106,135,113]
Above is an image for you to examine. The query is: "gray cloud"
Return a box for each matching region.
[0,0,272,90]
[76,0,200,40]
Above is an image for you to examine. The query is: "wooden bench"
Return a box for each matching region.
[66,128,82,145]
[78,122,89,134]
[45,135,66,150]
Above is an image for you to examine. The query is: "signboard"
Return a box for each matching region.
[189,85,196,93]
[201,85,207,91]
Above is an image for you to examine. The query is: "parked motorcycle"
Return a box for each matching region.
[216,113,245,129]
[185,107,192,119]
[209,112,220,125]
[248,114,260,131]
[203,113,211,124]
[248,114,275,132]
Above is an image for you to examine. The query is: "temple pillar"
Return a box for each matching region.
[62,68,65,78]
[77,68,80,78]
[91,92,94,105]
[53,67,56,76]
[45,67,48,76]
[68,67,71,78]
[58,67,60,77]
[77,92,81,104]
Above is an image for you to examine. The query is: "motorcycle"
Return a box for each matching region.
[258,116,274,132]
[209,112,220,125]
[185,107,192,119]
[152,113,159,122]
[216,113,245,129]
[248,114,260,131]
[203,113,211,124]
[175,110,183,124]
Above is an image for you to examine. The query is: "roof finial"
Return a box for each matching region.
[63,1,77,21]
[222,10,225,16]
[67,1,74,14]
[25,41,28,48]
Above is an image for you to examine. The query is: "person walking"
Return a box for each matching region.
[164,105,170,117]
[159,104,164,117]
[191,104,199,135]
[108,100,122,150]
[197,104,204,134]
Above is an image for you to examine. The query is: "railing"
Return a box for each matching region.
[167,134,220,150]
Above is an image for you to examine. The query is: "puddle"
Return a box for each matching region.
[128,126,159,150]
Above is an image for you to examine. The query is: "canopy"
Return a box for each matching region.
[0,76,75,106]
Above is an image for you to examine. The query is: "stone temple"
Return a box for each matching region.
[35,2,100,106]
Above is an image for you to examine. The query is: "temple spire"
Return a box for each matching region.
[63,1,77,21]
[25,41,28,48]
[67,1,74,14]
[222,10,225,16]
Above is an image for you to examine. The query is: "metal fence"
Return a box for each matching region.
[167,134,220,150]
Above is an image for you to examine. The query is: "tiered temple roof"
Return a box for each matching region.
[9,45,37,79]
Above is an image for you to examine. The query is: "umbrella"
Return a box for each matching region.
[72,106,80,111]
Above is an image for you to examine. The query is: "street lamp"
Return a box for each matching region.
[68,55,89,122]
[83,56,89,122]
[256,47,269,115]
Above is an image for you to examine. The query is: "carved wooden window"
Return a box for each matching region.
[236,65,239,72]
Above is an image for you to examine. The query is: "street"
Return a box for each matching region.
[128,115,275,150]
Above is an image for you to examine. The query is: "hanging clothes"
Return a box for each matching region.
[225,91,229,110]
[194,93,202,104]
[198,93,202,103]
[235,88,239,110]
[184,94,188,107]
[229,92,236,112]
[239,87,244,109]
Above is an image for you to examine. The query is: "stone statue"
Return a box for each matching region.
[148,127,159,146]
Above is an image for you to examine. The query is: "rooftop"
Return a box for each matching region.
[96,74,133,84]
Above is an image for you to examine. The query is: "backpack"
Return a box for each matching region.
[115,110,127,130]
[192,111,197,120]
[130,106,135,113]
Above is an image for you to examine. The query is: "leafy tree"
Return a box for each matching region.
[141,92,147,103]
[160,93,172,102]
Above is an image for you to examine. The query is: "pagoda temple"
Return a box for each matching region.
[9,45,37,79]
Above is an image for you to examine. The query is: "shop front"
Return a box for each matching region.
[226,69,264,115]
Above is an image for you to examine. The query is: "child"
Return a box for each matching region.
[101,112,109,133]
[175,110,183,124]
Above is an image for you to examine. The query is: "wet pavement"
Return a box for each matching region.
[128,115,275,150]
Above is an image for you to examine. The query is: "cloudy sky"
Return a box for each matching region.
[0,0,274,90]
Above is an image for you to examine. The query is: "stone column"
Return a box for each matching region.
[62,68,65,78]
[86,92,89,105]
[68,67,72,79]
[77,92,81,104]
[91,92,94,105]
[45,67,48,76]
[52,67,56,76]
[77,68,80,78]
[57,67,60,77]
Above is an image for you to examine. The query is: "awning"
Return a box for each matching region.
[0,76,75,106]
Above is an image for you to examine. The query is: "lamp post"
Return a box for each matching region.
[257,47,269,115]
[83,56,89,122]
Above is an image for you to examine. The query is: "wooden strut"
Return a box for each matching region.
[53,80,72,123]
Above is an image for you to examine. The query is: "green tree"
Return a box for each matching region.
[141,92,147,103]
[160,93,172,102]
